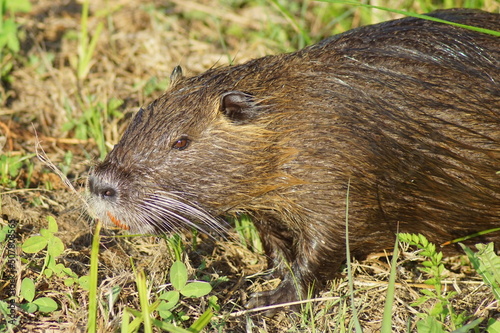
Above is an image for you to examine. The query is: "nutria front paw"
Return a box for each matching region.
[246,278,300,316]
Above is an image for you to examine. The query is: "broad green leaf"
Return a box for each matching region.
[20,278,35,302]
[45,255,56,269]
[170,261,188,290]
[208,295,220,311]
[19,302,38,313]
[62,266,77,278]
[43,268,53,278]
[46,216,58,233]
[63,278,76,287]
[420,289,436,297]
[417,316,444,333]
[158,291,180,311]
[424,278,438,285]
[40,228,51,238]
[429,301,444,316]
[22,235,47,253]
[422,261,433,267]
[158,309,173,320]
[0,225,12,242]
[79,275,90,290]
[157,301,173,312]
[47,236,64,257]
[51,263,63,275]
[180,282,212,298]
[33,297,58,313]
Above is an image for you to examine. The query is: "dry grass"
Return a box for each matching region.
[1,0,499,332]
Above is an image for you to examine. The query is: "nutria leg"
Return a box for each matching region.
[245,215,297,309]
[255,218,295,272]
[246,215,327,314]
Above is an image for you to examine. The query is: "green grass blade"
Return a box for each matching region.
[460,243,500,302]
[121,307,130,333]
[81,22,103,79]
[78,0,90,79]
[318,0,500,36]
[381,234,400,332]
[125,308,146,332]
[345,179,363,332]
[87,220,102,333]
[442,227,500,246]
[188,308,213,332]
[135,270,153,333]
[450,317,484,333]
[266,0,311,48]
[77,0,104,80]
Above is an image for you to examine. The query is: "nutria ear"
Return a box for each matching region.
[220,91,259,123]
[170,66,183,86]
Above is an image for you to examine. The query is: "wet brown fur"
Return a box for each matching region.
[89,9,500,309]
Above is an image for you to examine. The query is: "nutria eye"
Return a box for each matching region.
[172,138,190,150]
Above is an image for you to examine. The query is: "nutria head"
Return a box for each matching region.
[87,64,299,234]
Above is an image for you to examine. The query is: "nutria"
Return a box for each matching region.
[88,8,500,311]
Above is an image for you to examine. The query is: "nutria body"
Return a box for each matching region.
[88,9,500,310]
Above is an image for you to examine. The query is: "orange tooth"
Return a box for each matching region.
[107,212,130,230]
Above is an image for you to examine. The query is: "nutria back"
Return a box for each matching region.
[88,9,500,310]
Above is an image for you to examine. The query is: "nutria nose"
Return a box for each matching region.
[88,177,117,200]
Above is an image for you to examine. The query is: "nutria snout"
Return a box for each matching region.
[88,8,500,311]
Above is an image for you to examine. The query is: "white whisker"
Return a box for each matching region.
[87,183,228,239]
